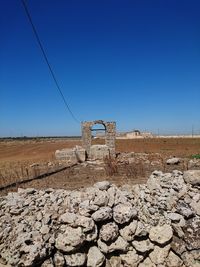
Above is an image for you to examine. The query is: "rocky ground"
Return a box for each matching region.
[0,169,200,267]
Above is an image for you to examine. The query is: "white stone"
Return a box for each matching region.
[138,257,156,267]
[120,250,141,266]
[119,220,137,241]
[149,245,170,265]
[89,145,110,160]
[87,246,105,267]
[55,227,85,252]
[92,207,112,222]
[53,252,65,267]
[99,222,118,242]
[183,170,200,185]
[65,253,86,266]
[132,239,154,253]
[94,181,111,191]
[149,224,173,245]
[166,158,180,165]
[113,204,137,224]
[166,251,183,267]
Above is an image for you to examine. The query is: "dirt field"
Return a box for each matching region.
[0,137,200,195]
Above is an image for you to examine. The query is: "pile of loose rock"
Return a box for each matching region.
[0,170,200,267]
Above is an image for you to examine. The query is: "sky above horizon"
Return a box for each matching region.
[1,0,200,137]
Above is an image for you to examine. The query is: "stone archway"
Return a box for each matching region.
[81,120,116,158]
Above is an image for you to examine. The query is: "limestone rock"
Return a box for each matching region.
[64,253,86,266]
[184,218,200,250]
[113,203,137,224]
[138,257,156,267]
[171,236,186,256]
[149,245,170,265]
[87,246,105,267]
[98,236,129,254]
[41,258,54,267]
[55,227,85,252]
[92,207,112,221]
[89,145,110,160]
[119,220,137,241]
[132,239,154,253]
[59,212,77,224]
[149,224,173,245]
[183,170,200,185]
[166,251,183,267]
[94,181,111,191]
[108,256,122,267]
[166,158,180,165]
[53,252,65,267]
[120,250,142,266]
[99,222,118,242]
[55,146,86,162]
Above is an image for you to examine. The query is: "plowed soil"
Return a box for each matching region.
[0,137,200,195]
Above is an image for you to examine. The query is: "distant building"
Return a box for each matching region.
[117,130,154,139]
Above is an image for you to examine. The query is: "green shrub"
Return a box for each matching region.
[191,154,200,159]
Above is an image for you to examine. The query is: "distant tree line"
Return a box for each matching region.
[0,136,81,141]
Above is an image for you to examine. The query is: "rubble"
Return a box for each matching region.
[0,170,200,266]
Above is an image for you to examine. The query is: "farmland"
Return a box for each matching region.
[0,137,200,195]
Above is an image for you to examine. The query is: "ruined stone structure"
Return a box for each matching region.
[82,120,116,158]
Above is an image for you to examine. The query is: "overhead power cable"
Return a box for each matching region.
[21,0,79,123]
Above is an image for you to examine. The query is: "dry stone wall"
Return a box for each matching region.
[0,170,200,266]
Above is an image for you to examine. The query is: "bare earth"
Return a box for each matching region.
[0,137,200,195]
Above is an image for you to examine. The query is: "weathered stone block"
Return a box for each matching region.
[89,145,110,160]
[55,146,86,162]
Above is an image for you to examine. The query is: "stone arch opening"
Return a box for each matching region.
[82,120,116,159]
[91,123,106,144]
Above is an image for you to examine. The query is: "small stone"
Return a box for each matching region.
[40,225,49,235]
[138,257,156,267]
[92,207,112,222]
[177,204,194,218]
[120,249,142,266]
[41,258,54,267]
[108,256,121,267]
[109,236,129,253]
[55,226,85,252]
[135,221,148,237]
[87,246,105,267]
[99,222,118,242]
[166,251,183,267]
[119,221,137,241]
[166,213,183,223]
[59,212,77,224]
[94,181,111,191]
[171,236,186,256]
[132,239,154,253]
[53,252,65,267]
[166,158,180,165]
[183,170,200,185]
[76,215,95,232]
[113,204,137,224]
[190,199,200,216]
[92,190,109,207]
[64,253,86,266]
[98,236,129,254]
[149,224,173,245]
[149,245,170,265]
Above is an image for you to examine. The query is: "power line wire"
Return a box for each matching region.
[21,0,79,123]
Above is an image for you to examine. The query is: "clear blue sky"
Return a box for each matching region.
[1,0,200,136]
